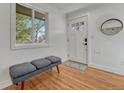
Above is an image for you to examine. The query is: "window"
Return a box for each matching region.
[11,3,48,49]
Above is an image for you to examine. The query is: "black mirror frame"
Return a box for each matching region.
[100,18,123,35]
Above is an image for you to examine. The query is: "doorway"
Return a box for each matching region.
[67,16,88,64]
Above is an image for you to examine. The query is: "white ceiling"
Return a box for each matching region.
[49,3,97,14]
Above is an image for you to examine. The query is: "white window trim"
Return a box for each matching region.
[11,3,49,50]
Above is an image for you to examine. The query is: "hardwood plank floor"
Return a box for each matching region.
[4,65,124,90]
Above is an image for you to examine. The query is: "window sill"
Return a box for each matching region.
[11,42,49,50]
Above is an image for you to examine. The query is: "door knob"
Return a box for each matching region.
[84,43,87,45]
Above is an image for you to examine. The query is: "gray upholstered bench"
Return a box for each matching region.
[9,56,61,90]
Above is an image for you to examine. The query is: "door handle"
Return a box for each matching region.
[85,38,87,42]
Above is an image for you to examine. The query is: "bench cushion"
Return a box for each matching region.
[31,58,51,69]
[45,56,61,63]
[10,63,36,79]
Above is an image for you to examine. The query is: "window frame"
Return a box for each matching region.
[11,3,49,49]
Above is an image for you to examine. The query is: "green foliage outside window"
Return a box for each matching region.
[16,13,32,44]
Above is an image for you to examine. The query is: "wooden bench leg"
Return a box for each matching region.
[15,83,18,90]
[16,83,18,86]
[21,81,25,90]
[56,66,60,74]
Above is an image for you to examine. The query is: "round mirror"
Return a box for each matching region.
[101,19,123,35]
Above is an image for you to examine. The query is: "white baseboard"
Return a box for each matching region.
[88,63,124,75]
[0,79,12,89]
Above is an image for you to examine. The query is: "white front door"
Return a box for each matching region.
[67,16,88,64]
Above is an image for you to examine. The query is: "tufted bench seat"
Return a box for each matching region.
[9,56,61,90]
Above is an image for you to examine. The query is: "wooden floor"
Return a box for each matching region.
[4,65,124,90]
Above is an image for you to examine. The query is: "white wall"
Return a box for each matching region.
[67,4,124,75]
[0,3,67,88]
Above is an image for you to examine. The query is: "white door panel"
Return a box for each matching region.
[68,16,88,64]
